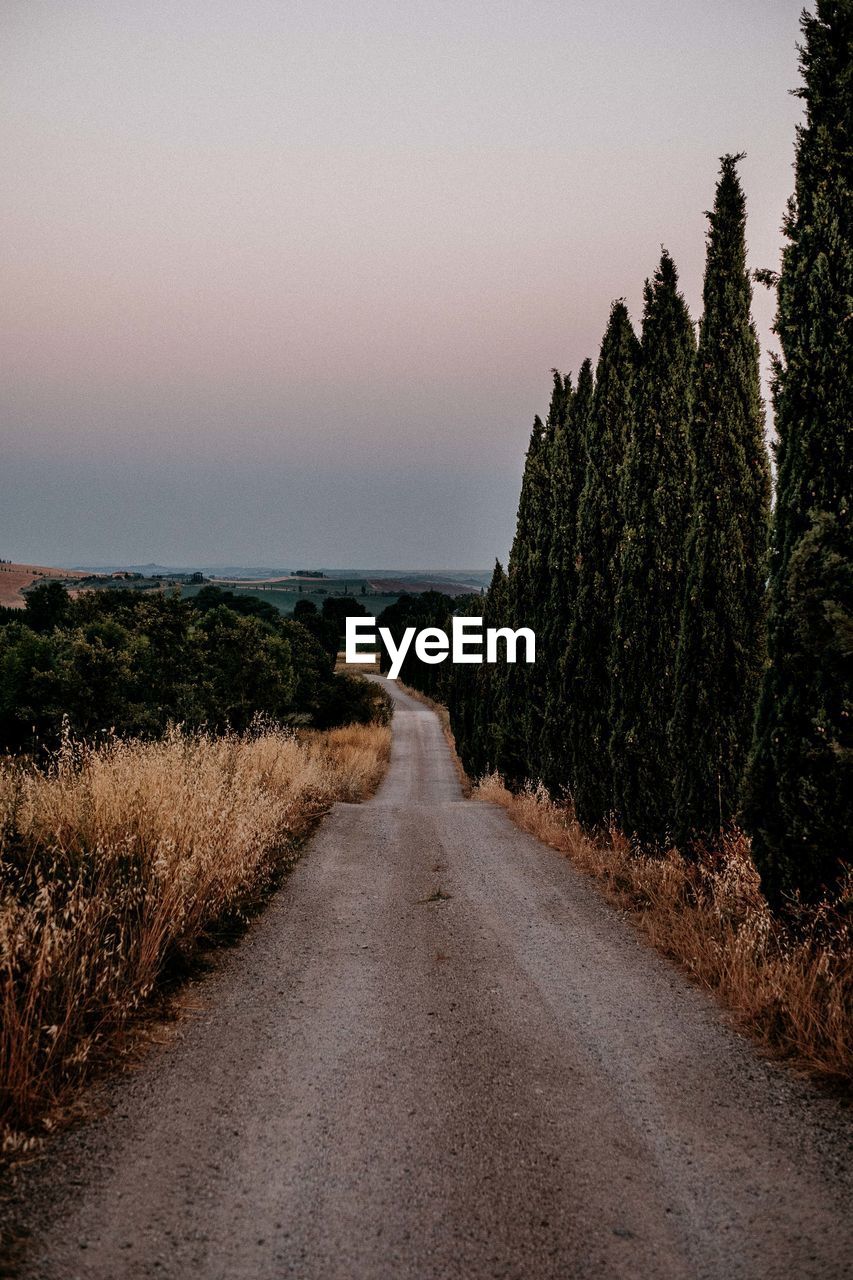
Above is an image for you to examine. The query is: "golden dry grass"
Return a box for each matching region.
[0,562,87,609]
[474,773,852,1085]
[0,722,390,1143]
[335,651,380,673]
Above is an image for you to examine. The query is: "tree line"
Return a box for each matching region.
[0,583,386,753]
[396,2,851,907]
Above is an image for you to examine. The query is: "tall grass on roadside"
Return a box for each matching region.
[474,773,851,1084]
[0,722,390,1142]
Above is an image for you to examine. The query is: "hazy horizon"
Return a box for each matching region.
[3,1,805,568]
[63,562,493,576]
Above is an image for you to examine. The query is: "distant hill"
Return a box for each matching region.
[0,562,89,609]
[72,565,492,592]
[72,563,290,579]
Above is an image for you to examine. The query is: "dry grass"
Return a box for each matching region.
[335,651,380,673]
[474,773,852,1085]
[0,721,390,1144]
[0,562,87,609]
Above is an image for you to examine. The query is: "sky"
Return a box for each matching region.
[2,0,805,569]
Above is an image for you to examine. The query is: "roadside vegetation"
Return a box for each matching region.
[475,775,850,1083]
[403,5,850,905]
[0,583,388,753]
[0,721,391,1146]
[0,582,392,1144]
[398,7,851,1082]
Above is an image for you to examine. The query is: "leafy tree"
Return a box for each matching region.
[0,624,76,750]
[189,584,280,627]
[569,303,640,825]
[0,587,384,752]
[190,607,295,731]
[610,252,697,843]
[280,618,338,720]
[375,591,455,696]
[744,0,852,902]
[670,156,772,847]
[321,594,370,640]
[290,598,338,663]
[24,581,70,633]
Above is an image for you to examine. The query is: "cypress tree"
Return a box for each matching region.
[670,155,772,848]
[526,372,573,781]
[610,252,697,844]
[541,359,593,795]
[743,1,852,902]
[442,592,483,774]
[468,559,508,776]
[569,303,640,827]
[497,407,554,787]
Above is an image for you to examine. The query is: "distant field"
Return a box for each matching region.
[2,563,488,617]
[181,582,404,617]
[0,562,89,608]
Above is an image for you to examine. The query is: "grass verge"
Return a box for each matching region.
[0,721,391,1147]
[473,773,851,1086]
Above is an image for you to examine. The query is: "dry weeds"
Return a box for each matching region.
[0,721,390,1143]
[474,773,851,1085]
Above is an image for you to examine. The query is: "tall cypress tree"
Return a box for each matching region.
[743,1,852,902]
[526,372,572,782]
[442,591,483,774]
[496,411,553,787]
[469,558,508,776]
[542,360,592,795]
[610,252,697,844]
[569,303,640,826]
[670,155,772,848]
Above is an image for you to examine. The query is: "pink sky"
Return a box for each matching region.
[1,1,804,566]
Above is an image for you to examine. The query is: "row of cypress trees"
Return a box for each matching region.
[446,1,850,904]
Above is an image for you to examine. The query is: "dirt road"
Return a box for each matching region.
[5,680,851,1279]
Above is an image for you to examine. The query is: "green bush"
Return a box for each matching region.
[0,586,384,753]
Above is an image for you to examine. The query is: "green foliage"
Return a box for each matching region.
[439,35,849,903]
[610,252,697,843]
[288,598,339,663]
[375,591,456,697]
[190,606,295,731]
[670,155,771,847]
[321,594,370,636]
[474,561,509,775]
[498,407,555,787]
[24,581,71,633]
[189,583,281,627]
[0,586,383,753]
[443,589,490,771]
[521,371,573,786]
[744,0,853,902]
[545,360,591,793]
[568,304,640,825]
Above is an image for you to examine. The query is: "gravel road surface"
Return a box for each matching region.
[4,678,851,1279]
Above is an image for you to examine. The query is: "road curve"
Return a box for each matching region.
[4,679,851,1279]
